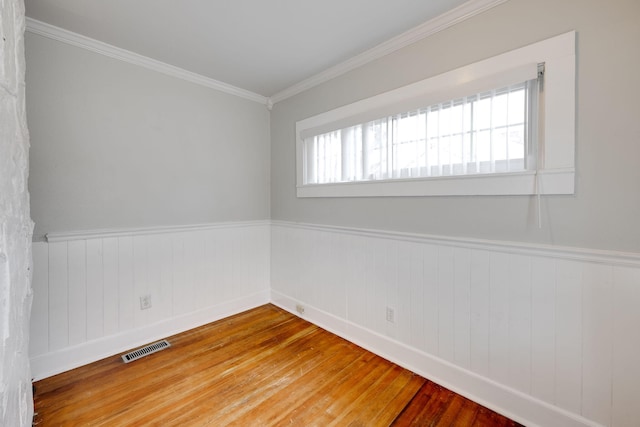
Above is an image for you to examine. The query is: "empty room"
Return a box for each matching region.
[2,0,640,425]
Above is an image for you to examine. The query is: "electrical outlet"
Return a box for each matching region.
[295,304,305,315]
[386,306,395,323]
[140,295,152,310]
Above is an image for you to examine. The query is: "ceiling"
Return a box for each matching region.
[24,0,471,98]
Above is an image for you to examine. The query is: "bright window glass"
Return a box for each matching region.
[303,81,534,185]
[295,31,575,197]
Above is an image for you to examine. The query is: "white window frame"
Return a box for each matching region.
[296,31,576,198]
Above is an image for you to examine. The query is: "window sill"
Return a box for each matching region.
[296,168,574,198]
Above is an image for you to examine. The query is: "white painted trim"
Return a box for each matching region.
[46,220,640,267]
[25,18,268,105]
[272,221,640,268]
[30,290,270,381]
[270,0,510,103]
[295,31,576,198]
[296,169,575,198]
[270,291,603,427]
[45,220,271,242]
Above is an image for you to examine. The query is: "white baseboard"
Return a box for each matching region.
[270,290,603,427]
[30,290,269,381]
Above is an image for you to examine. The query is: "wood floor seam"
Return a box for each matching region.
[33,304,522,427]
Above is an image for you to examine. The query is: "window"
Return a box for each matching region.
[296,32,575,197]
[304,80,536,184]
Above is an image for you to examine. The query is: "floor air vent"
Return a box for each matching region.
[121,339,171,363]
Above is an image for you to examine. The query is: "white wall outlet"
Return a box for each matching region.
[295,304,305,315]
[386,306,395,323]
[140,294,152,310]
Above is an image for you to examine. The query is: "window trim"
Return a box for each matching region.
[296,31,575,198]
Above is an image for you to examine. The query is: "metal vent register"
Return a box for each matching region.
[121,340,171,363]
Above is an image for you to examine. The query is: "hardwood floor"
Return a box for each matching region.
[33,304,522,426]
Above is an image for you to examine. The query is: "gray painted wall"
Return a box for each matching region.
[26,33,271,240]
[26,0,640,253]
[270,0,640,253]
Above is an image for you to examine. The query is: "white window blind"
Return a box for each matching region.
[303,80,536,185]
[295,31,575,198]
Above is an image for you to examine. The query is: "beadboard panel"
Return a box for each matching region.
[271,222,640,427]
[30,220,640,426]
[29,222,270,380]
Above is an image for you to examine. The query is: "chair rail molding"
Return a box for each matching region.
[271,220,640,427]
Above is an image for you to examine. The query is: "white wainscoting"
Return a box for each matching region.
[29,219,640,427]
[30,221,270,380]
[270,221,640,427]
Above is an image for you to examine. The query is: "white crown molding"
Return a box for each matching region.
[25,18,269,106]
[270,0,510,104]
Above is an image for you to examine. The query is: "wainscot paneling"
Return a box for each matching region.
[29,221,270,380]
[270,221,640,427]
[30,220,640,426]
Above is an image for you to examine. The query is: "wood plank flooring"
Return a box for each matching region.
[33,304,522,426]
